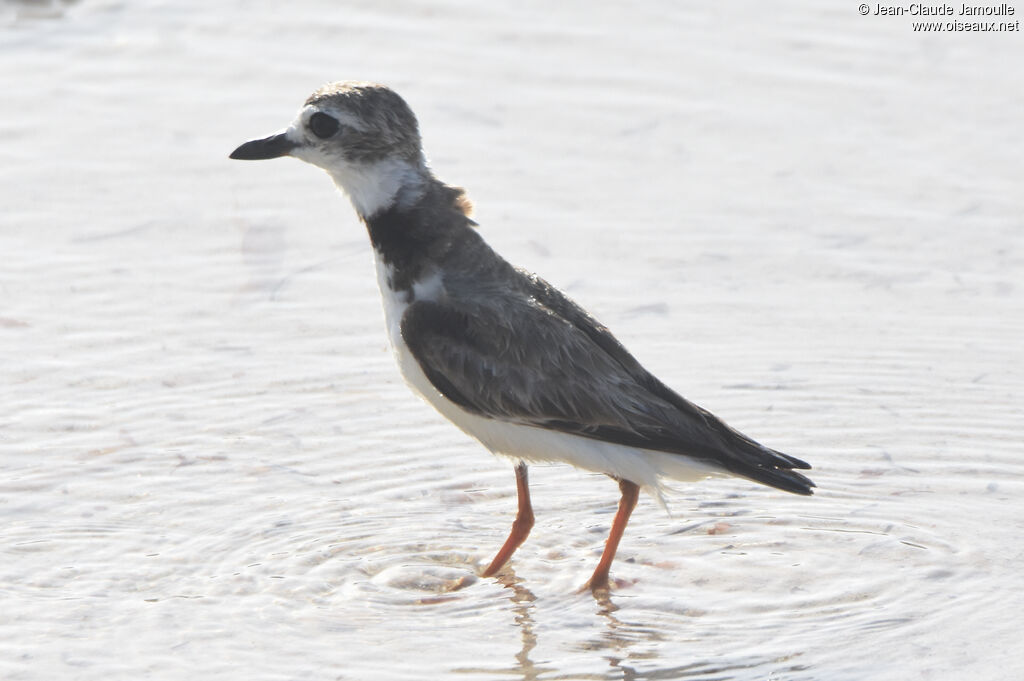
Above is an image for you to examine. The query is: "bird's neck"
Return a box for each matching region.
[328,157,429,221]
[363,176,479,295]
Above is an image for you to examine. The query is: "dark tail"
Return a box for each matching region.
[716,427,815,495]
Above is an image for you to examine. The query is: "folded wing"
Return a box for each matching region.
[400,274,814,495]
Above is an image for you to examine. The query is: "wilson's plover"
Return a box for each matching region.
[230,81,814,591]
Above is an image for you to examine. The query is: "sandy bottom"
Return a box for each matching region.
[2,1,1022,680]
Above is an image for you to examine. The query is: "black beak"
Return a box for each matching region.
[229,132,298,160]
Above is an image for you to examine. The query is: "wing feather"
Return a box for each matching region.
[400,273,814,495]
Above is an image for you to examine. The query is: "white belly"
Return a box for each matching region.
[373,254,722,501]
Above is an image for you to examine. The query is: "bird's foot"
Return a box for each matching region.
[577,575,634,595]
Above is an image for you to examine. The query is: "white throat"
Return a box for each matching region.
[328,158,426,219]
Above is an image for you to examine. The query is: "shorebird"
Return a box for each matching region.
[230,81,814,591]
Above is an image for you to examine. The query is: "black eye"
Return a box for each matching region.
[309,112,339,139]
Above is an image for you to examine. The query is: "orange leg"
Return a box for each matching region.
[586,479,640,592]
[482,463,534,577]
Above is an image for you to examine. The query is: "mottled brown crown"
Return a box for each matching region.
[305,81,423,164]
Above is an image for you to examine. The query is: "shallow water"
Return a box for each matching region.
[2,1,1023,679]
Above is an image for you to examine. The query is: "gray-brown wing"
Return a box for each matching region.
[400,275,814,495]
[400,295,692,435]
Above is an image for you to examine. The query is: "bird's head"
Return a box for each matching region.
[231,81,428,219]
